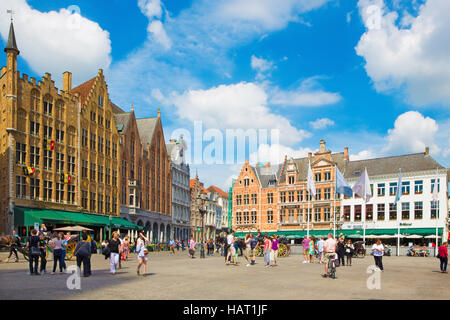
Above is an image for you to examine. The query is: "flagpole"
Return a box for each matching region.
[435,167,438,256]
[333,165,336,238]
[307,192,310,238]
[397,168,401,257]
[362,167,366,245]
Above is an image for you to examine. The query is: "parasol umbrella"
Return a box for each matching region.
[377,234,395,239]
[424,235,441,239]
[53,225,94,232]
[405,235,423,239]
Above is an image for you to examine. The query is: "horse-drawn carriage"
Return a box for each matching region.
[252,234,291,258]
[352,241,366,258]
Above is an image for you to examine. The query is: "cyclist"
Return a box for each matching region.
[322,233,337,278]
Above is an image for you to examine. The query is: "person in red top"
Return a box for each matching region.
[438,242,448,273]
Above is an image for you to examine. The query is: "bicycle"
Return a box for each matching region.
[322,253,337,279]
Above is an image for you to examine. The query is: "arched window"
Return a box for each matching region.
[43,95,53,115]
[30,89,40,111]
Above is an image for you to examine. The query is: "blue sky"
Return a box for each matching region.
[1,0,449,190]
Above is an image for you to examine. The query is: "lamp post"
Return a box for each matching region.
[197,192,207,259]
[109,215,112,239]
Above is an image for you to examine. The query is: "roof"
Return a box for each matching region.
[251,164,282,188]
[286,152,347,182]
[190,179,209,194]
[166,143,176,159]
[136,117,158,147]
[113,112,132,133]
[111,102,125,114]
[207,185,228,198]
[72,77,96,104]
[343,152,445,179]
[4,22,19,54]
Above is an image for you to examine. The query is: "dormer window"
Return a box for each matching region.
[288,176,295,184]
[315,172,321,182]
[244,178,250,187]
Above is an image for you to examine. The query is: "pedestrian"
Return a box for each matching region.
[38,232,47,275]
[82,231,92,275]
[136,232,149,276]
[26,229,40,275]
[317,237,325,264]
[264,235,271,267]
[233,237,239,265]
[437,241,448,273]
[302,236,310,263]
[61,232,68,273]
[123,236,130,260]
[74,233,91,277]
[176,239,180,252]
[322,233,337,278]
[344,239,354,266]
[6,230,20,262]
[250,233,259,265]
[243,233,252,267]
[118,234,124,269]
[188,236,196,258]
[271,235,279,266]
[181,239,186,251]
[372,239,384,271]
[309,236,315,264]
[49,232,66,275]
[169,238,175,254]
[225,231,234,264]
[337,237,345,267]
[106,231,121,275]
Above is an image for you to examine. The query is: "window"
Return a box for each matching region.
[314,208,321,222]
[315,172,321,182]
[251,193,257,204]
[44,125,52,138]
[81,160,88,178]
[366,204,373,221]
[389,203,397,220]
[402,181,410,195]
[244,178,250,187]
[401,202,410,219]
[98,95,104,107]
[324,207,331,221]
[243,194,249,205]
[324,188,331,200]
[354,205,361,221]
[324,172,331,181]
[130,163,135,179]
[90,111,96,122]
[236,195,242,205]
[267,210,273,224]
[90,162,96,181]
[431,201,439,219]
[344,205,351,221]
[68,155,75,174]
[43,150,52,170]
[106,119,111,129]
[105,195,111,213]
[414,201,423,219]
[112,169,117,186]
[31,90,40,111]
[16,142,26,164]
[414,180,423,194]
[30,178,40,199]
[306,190,312,201]
[90,132,96,150]
[82,191,88,209]
[389,182,397,196]
[280,209,285,223]
[90,192,96,212]
[122,160,127,178]
[288,176,295,184]
[16,176,26,198]
[267,193,273,204]
[56,183,64,202]
[68,185,75,204]
[431,179,440,194]
[30,121,40,135]
[43,180,52,201]
[56,153,64,172]
[280,192,286,203]
[112,196,117,213]
[98,165,103,183]
[106,168,111,185]
[243,211,249,224]
[377,183,385,196]
[236,212,242,225]
[377,204,385,221]
[43,98,52,115]
[112,143,117,159]
[288,191,294,202]
[316,188,321,200]
[297,190,303,202]
[105,139,111,156]
[306,208,312,222]
[129,188,135,206]
[81,129,88,147]
[98,136,103,153]
[56,129,64,143]
[98,115,103,126]
[251,210,257,224]
[289,209,294,223]
[98,194,103,213]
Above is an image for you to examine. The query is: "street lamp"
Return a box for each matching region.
[197,192,207,259]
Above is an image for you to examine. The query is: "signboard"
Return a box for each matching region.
[34,222,39,231]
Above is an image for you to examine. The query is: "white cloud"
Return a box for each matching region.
[350,149,377,161]
[148,20,172,50]
[0,0,111,86]
[310,118,335,129]
[171,82,310,145]
[356,0,450,106]
[251,55,274,79]
[270,77,341,107]
[250,143,313,164]
[382,111,439,154]
[138,0,163,20]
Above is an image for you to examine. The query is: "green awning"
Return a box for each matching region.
[14,207,142,230]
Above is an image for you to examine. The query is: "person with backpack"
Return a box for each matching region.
[250,234,259,265]
[26,229,40,275]
[74,233,92,277]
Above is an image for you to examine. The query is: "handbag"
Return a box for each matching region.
[30,246,41,256]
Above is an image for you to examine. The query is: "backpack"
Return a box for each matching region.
[90,240,97,254]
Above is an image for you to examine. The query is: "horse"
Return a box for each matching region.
[0,235,22,262]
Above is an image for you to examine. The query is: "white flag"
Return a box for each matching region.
[352,168,372,203]
[307,162,316,198]
[432,171,439,203]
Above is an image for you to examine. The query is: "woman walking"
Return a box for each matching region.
[74,233,92,277]
[50,232,66,275]
[372,239,384,271]
[309,236,315,264]
[136,232,149,276]
[244,233,252,267]
[26,229,40,275]
[123,236,130,261]
[438,241,448,273]
[271,235,279,267]
[344,239,354,266]
[264,235,271,267]
[106,231,121,275]
[337,237,346,266]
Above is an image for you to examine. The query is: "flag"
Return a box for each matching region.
[44,139,55,150]
[23,166,35,176]
[60,173,72,184]
[394,168,402,204]
[307,161,316,198]
[352,167,372,202]
[432,169,439,203]
[335,165,352,198]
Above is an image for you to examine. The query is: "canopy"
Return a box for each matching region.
[405,235,423,239]
[53,225,94,232]
[424,235,441,239]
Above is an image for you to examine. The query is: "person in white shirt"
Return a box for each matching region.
[225,231,234,264]
[371,239,384,271]
[317,237,325,264]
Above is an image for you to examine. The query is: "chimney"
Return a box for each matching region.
[425,146,429,156]
[266,162,270,169]
[245,159,248,164]
[308,152,312,161]
[63,71,72,92]
[344,147,349,161]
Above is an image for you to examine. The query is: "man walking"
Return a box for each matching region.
[317,237,325,264]
[225,231,234,264]
[302,236,310,263]
[322,233,337,277]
